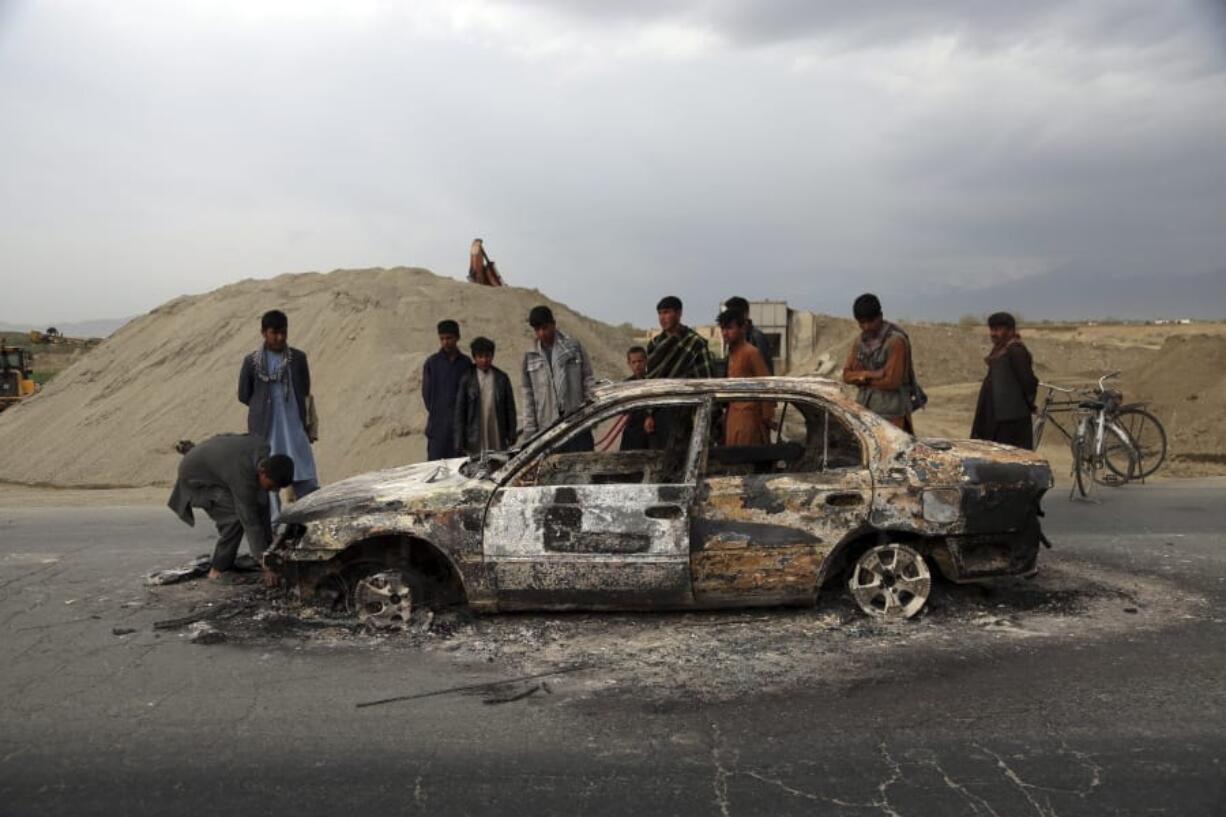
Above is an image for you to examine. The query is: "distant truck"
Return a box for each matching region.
[0,344,37,413]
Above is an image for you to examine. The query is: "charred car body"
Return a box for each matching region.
[267,377,1052,625]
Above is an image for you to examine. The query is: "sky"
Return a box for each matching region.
[2,0,1224,326]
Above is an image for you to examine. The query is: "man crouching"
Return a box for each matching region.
[168,434,294,585]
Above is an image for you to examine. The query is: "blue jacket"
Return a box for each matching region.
[422,350,472,440]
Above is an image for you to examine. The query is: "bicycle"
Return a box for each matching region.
[1034,372,1168,486]
[1033,373,1139,499]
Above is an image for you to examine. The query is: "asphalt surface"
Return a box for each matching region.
[2,479,1224,816]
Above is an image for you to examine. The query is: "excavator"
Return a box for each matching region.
[467,238,505,287]
[0,343,37,413]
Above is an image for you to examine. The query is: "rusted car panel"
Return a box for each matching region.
[691,469,872,605]
[267,377,1053,618]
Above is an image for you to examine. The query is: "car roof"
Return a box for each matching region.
[591,376,847,402]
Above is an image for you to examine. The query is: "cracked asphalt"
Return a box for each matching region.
[2,479,1224,816]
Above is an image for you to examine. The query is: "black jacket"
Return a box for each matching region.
[453,366,518,455]
[972,343,1039,436]
[239,347,311,438]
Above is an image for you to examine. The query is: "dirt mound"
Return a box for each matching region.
[0,267,636,488]
[1127,334,1226,474]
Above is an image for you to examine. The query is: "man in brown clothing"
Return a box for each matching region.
[971,312,1038,448]
[719,310,774,445]
[842,293,915,433]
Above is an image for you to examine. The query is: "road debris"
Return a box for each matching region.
[144,555,210,586]
[483,683,544,705]
[187,621,226,644]
[355,665,596,709]
[153,600,253,630]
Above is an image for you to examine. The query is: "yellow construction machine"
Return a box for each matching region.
[0,344,37,413]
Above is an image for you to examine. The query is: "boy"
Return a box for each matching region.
[620,346,651,451]
[719,310,775,445]
[453,337,518,455]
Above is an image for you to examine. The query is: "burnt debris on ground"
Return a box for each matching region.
[134,557,1199,703]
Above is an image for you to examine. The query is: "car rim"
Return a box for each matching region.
[354,571,414,628]
[848,544,931,620]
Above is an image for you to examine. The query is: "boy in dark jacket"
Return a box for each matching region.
[453,337,518,455]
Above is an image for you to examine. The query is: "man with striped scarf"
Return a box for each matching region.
[644,295,714,446]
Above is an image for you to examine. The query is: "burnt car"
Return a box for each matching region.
[267,377,1052,626]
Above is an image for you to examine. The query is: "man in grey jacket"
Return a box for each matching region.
[520,305,596,450]
[168,434,295,584]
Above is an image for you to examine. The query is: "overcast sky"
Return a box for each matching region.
[2,0,1224,325]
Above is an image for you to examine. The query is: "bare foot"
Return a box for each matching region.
[207,567,223,581]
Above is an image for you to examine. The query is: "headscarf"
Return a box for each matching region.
[985,331,1021,364]
[251,345,294,402]
[857,321,899,357]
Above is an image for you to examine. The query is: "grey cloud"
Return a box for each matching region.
[522,0,1226,59]
[1,0,1224,326]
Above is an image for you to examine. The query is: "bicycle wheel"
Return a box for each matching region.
[1095,424,1136,487]
[1110,408,1167,479]
[1071,435,1090,498]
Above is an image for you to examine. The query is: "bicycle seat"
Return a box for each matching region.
[1078,400,1105,410]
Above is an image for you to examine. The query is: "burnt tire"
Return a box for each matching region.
[342,563,425,629]
[848,543,932,620]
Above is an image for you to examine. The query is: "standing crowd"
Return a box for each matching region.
[170,294,1038,582]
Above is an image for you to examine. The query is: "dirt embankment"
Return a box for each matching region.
[1127,335,1226,474]
[0,267,636,488]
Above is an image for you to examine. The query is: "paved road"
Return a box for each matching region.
[1,480,1224,816]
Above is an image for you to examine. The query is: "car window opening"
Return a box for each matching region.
[704,399,862,478]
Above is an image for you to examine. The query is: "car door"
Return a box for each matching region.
[691,396,874,606]
[484,398,709,610]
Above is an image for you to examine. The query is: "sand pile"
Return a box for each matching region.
[0,267,636,488]
[1127,334,1226,473]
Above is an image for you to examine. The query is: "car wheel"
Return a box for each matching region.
[847,543,931,620]
[352,569,420,629]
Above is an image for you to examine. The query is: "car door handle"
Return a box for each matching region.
[645,504,684,519]
[825,492,864,507]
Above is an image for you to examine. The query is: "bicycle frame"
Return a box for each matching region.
[1043,372,1140,498]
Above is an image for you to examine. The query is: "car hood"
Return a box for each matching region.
[279,458,490,524]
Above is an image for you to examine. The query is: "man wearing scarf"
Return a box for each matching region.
[238,310,319,512]
[842,293,915,433]
[644,295,714,448]
[971,312,1039,449]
